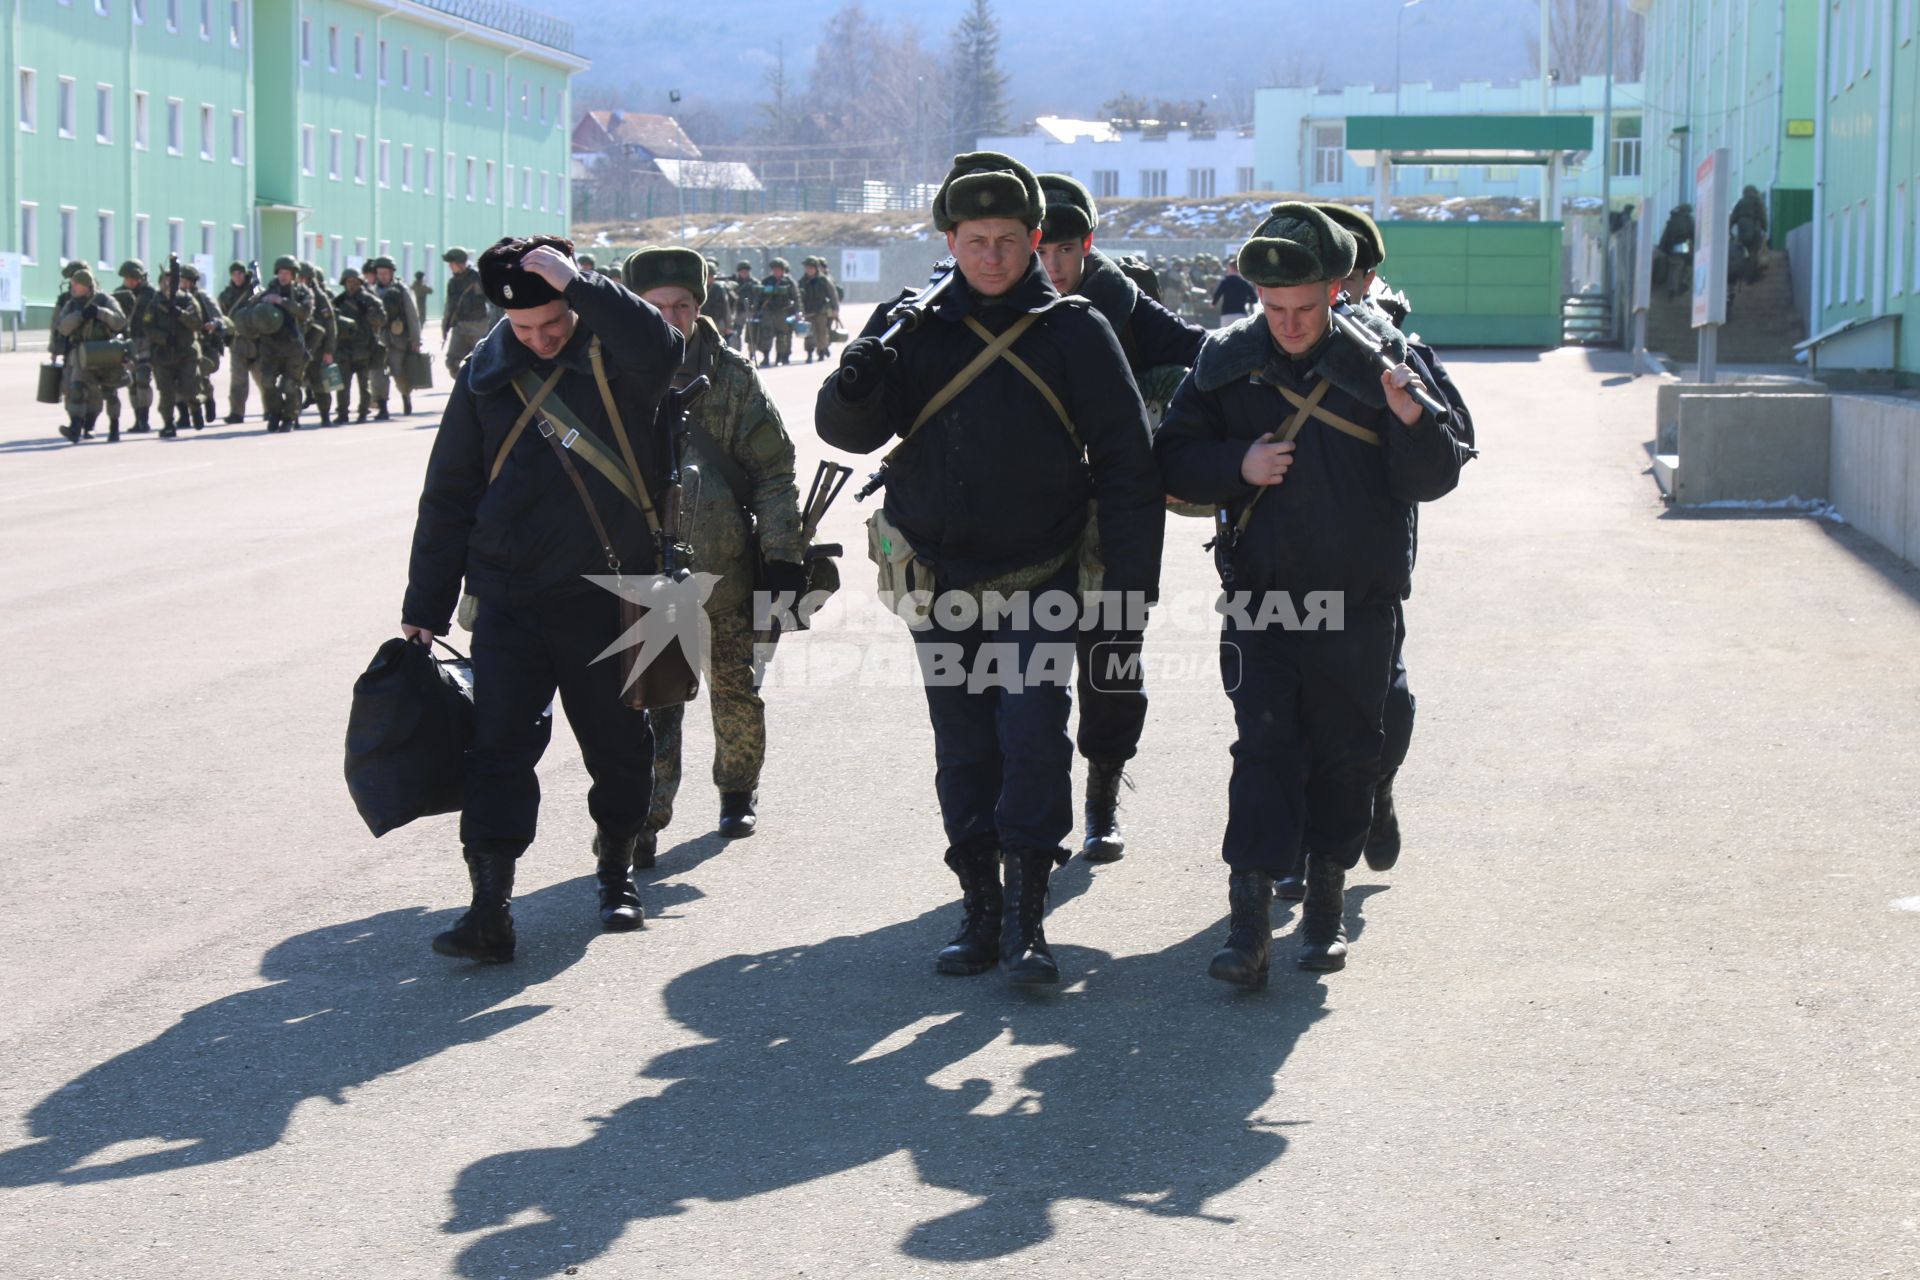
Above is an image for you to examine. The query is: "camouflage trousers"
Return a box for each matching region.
[445,320,490,377]
[647,605,765,832]
[333,354,380,418]
[384,344,415,401]
[153,355,201,418]
[805,309,836,358]
[256,348,305,419]
[126,351,155,414]
[63,362,126,421]
[228,347,256,416]
[753,318,793,364]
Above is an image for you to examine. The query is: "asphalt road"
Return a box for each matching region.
[0,316,1916,1280]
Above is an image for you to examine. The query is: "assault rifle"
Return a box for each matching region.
[848,257,960,501]
[1330,292,1448,422]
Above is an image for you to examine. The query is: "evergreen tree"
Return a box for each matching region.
[947,0,1010,148]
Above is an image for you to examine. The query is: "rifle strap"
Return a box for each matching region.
[1273,382,1382,447]
[488,366,563,484]
[588,336,662,535]
[1228,377,1333,538]
[961,315,1081,450]
[538,424,623,574]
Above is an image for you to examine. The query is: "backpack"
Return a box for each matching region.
[235,301,285,339]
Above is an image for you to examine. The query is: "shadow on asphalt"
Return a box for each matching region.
[441,869,1382,1277]
[0,870,671,1189]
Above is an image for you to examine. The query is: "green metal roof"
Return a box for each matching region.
[1345,115,1596,168]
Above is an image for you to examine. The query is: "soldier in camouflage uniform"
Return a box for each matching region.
[112,260,160,435]
[698,257,732,335]
[332,268,388,424]
[146,266,208,438]
[296,262,341,426]
[410,270,433,324]
[254,255,314,433]
[623,246,808,852]
[217,262,259,423]
[440,246,496,376]
[53,269,129,443]
[728,260,755,350]
[752,257,799,367]
[368,255,422,418]
[180,264,229,423]
[798,256,841,364]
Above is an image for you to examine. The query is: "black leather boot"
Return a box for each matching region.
[935,837,1002,976]
[432,850,517,962]
[1297,854,1349,972]
[718,790,757,839]
[131,410,152,433]
[632,827,658,871]
[1000,850,1061,985]
[224,408,244,424]
[336,391,352,422]
[592,830,645,932]
[107,417,120,443]
[401,392,413,416]
[59,416,81,443]
[1364,773,1401,870]
[1081,760,1128,863]
[1208,871,1274,987]
[158,411,178,439]
[189,400,206,430]
[1275,847,1306,902]
[375,400,390,422]
[314,398,331,426]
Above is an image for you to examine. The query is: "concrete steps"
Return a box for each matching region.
[1644,247,1805,364]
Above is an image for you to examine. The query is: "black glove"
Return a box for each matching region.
[836,336,896,401]
[83,303,99,321]
[761,559,808,600]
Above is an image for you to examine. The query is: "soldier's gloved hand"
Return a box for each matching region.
[837,337,896,401]
[83,303,99,320]
[759,560,810,641]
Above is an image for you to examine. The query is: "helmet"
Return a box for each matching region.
[441,247,470,264]
[340,267,362,284]
[118,259,148,280]
[272,254,299,274]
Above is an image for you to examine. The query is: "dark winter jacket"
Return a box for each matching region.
[1154,306,1471,605]
[1075,249,1206,379]
[402,273,684,632]
[815,255,1165,598]
[1212,273,1258,315]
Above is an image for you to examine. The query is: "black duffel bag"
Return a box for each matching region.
[344,637,475,837]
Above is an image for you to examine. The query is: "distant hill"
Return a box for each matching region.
[547,0,1543,133]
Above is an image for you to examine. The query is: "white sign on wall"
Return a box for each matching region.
[0,253,23,314]
[840,249,881,283]
[1692,148,1730,330]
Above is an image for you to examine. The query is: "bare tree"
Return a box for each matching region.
[1526,0,1644,83]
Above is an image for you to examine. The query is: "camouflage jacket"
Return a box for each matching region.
[218,280,254,316]
[307,284,338,357]
[334,288,389,360]
[799,273,838,315]
[678,316,805,613]
[143,287,205,362]
[754,275,799,320]
[259,281,314,355]
[377,280,422,348]
[443,270,493,330]
[699,283,732,332]
[55,293,129,344]
[114,283,159,347]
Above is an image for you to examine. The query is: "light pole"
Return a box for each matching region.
[1394,0,1426,116]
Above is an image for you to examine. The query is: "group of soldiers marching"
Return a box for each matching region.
[705,255,843,368]
[43,245,518,441]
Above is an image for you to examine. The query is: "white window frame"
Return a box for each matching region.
[539,170,549,212]
[539,84,547,122]
[328,129,342,181]
[164,0,178,33]
[133,90,148,149]
[464,156,475,202]
[231,109,245,164]
[327,25,339,74]
[19,202,38,263]
[485,159,495,204]
[446,152,456,200]
[464,65,474,106]
[165,97,183,156]
[95,0,109,14]
[197,0,210,40]
[353,133,367,184]
[132,0,144,23]
[426,55,435,96]
[1236,166,1256,193]
[1187,167,1215,199]
[166,217,183,257]
[1855,199,1870,302]
[402,243,414,280]
[97,210,114,267]
[400,143,413,191]
[228,0,241,46]
[353,236,367,263]
[353,32,364,79]
[59,206,78,263]
[377,38,388,85]
[95,83,113,144]
[1139,169,1167,198]
[231,225,245,262]
[1312,123,1345,185]
[57,77,76,139]
[301,124,315,176]
[377,139,390,188]
[484,70,494,110]
[1891,184,1906,295]
[199,103,214,161]
[521,166,532,208]
[199,221,214,257]
[135,213,150,262]
[424,147,435,195]
[400,47,411,91]
[300,17,312,65]
[17,68,36,133]
[329,235,342,278]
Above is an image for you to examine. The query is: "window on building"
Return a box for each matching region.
[135,214,149,261]
[401,144,413,191]
[57,77,76,139]
[352,237,367,265]
[95,84,112,144]
[231,109,245,164]
[522,83,529,119]
[133,91,147,149]
[464,66,474,106]
[59,207,77,262]
[1427,164,1461,181]
[300,19,311,66]
[1089,170,1119,198]
[424,148,435,195]
[17,69,35,132]
[1187,168,1216,199]
[163,218,184,257]
[1855,200,1870,302]
[1235,166,1256,193]
[95,0,108,14]
[164,0,177,32]
[20,202,38,263]
[1611,117,1644,178]
[1140,170,1168,198]
[353,134,366,184]
[229,0,241,45]
[198,0,210,39]
[485,160,495,204]
[199,222,214,256]
[199,104,214,160]
[231,225,245,263]
[165,98,182,155]
[378,39,388,84]
[377,239,390,259]
[378,140,389,188]
[445,151,456,198]
[445,56,454,99]
[522,167,532,208]
[1488,165,1520,181]
[133,0,144,23]
[424,55,433,95]
[402,243,414,280]
[465,156,475,202]
[504,163,514,203]
[97,211,113,266]
[400,47,411,90]
[484,71,494,110]
[540,170,550,211]
[539,85,548,122]
[353,33,364,79]
[1904,0,1915,43]
[328,129,341,181]
[1312,124,1345,185]
[301,124,315,175]
[1836,208,1850,305]
[327,25,339,73]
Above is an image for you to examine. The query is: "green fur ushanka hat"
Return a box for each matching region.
[1236,201,1358,287]
[622,246,708,307]
[933,151,1046,233]
[1038,173,1098,244]
[1316,203,1385,273]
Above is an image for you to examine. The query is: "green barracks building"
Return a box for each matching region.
[4,0,584,326]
